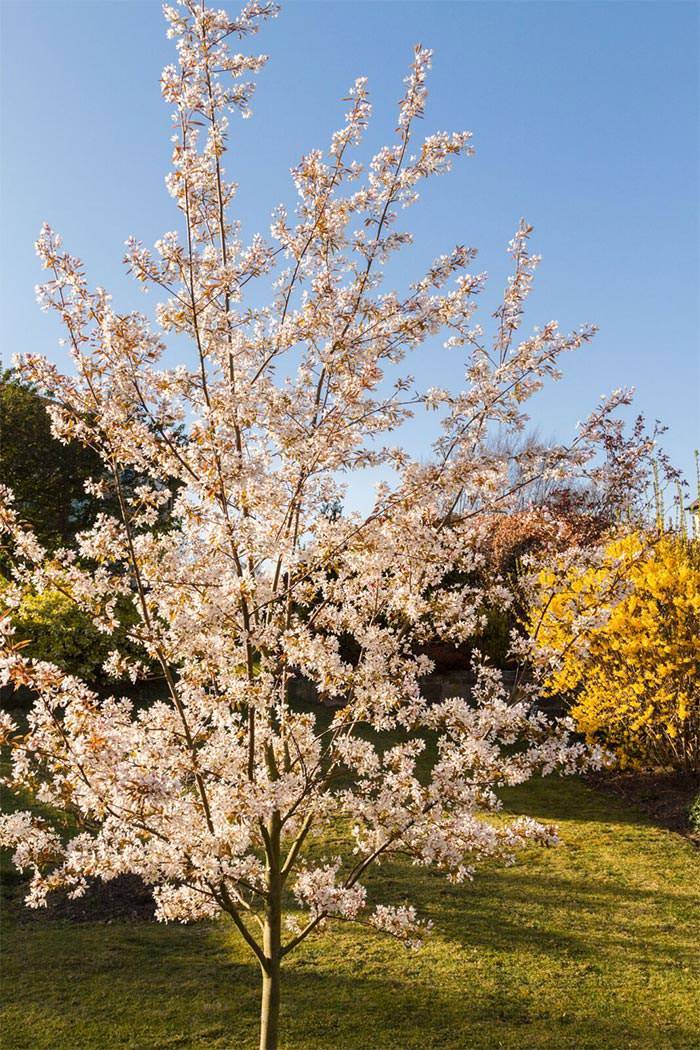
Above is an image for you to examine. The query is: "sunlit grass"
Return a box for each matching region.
[2,774,698,1049]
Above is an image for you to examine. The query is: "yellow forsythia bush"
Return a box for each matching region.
[530,531,700,773]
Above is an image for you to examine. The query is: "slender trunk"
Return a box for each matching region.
[259,813,282,1050]
[259,952,281,1050]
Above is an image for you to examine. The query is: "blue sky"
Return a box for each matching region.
[1,0,698,500]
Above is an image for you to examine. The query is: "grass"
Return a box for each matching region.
[2,774,698,1050]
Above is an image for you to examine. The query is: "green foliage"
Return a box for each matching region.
[0,370,102,550]
[0,370,183,559]
[475,606,512,667]
[0,582,140,683]
[9,588,113,681]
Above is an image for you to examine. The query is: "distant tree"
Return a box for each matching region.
[1,369,182,559]
[0,369,102,550]
[0,370,179,685]
[0,583,126,683]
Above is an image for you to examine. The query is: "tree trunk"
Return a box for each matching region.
[259,954,281,1050]
[259,811,282,1050]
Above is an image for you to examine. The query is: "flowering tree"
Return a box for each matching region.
[0,3,648,1047]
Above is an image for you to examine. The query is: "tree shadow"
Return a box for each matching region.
[3,775,698,1049]
[4,921,698,1050]
[428,867,700,969]
[499,774,664,829]
[275,964,700,1050]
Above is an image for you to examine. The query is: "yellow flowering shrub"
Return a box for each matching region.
[530,532,700,773]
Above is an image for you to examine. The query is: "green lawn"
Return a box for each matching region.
[2,775,698,1050]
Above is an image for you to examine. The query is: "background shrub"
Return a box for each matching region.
[530,531,700,773]
[1,582,140,684]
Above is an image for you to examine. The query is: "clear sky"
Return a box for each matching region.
[1,0,698,498]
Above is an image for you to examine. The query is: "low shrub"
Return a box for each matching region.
[0,581,141,685]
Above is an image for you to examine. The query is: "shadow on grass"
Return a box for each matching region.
[275,962,700,1050]
[499,774,661,828]
[431,868,699,969]
[3,914,698,1050]
[3,776,698,1050]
